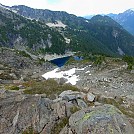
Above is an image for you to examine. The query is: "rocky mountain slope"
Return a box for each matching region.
[85,9,134,36]
[112,9,134,36]
[0,45,134,133]
[0,4,66,55]
[0,4,134,56]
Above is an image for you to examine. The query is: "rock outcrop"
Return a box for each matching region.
[0,89,80,134]
[64,104,134,134]
[0,89,54,134]
[1,88,134,134]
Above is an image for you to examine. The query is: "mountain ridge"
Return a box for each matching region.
[84,9,134,36]
[113,9,134,35]
[0,4,134,56]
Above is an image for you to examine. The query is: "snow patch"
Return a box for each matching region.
[46,21,66,28]
[11,9,18,13]
[42,65,92,85]
[85,71,90,74]
[118,47,125,56]
[64,37,70,44]
[42,68,79,85]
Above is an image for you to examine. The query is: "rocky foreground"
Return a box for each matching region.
[0,48,134,134]
[0,89,134,134]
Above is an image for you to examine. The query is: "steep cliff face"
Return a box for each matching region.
[0,5,66,54]
[112,9,134,35]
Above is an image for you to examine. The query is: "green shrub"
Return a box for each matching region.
[22,126,38,134]
[37,58,45,65]
[122,55,134,65]
[6,85,19,90]
[23,79,79,98]
[17,50,32,59]
[70,106,81,114]
[94,55,105,65]
[51,117,69,134]
[127,64,133,70]
[122,55,134,70]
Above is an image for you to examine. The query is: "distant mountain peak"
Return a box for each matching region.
[90,15,122,28]
[130,8,134,11]
[109,8,134,35]
[123,9,134,14]
[0,3,9,9]
[0,3,5,7]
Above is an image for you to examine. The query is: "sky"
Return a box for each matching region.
[0,0,134,16]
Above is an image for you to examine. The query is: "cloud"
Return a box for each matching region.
[47,0,62,4]
[49,0,134,15]
[0,0,134,16]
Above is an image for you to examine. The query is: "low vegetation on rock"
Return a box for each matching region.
[23,79,79,98]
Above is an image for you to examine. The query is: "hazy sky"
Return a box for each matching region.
[0,0,134,16]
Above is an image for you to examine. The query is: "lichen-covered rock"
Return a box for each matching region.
[68,104,134,134]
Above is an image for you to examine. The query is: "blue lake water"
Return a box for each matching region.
[50,56,71,67]
[50,56,83,67]
[74,56,83,61]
